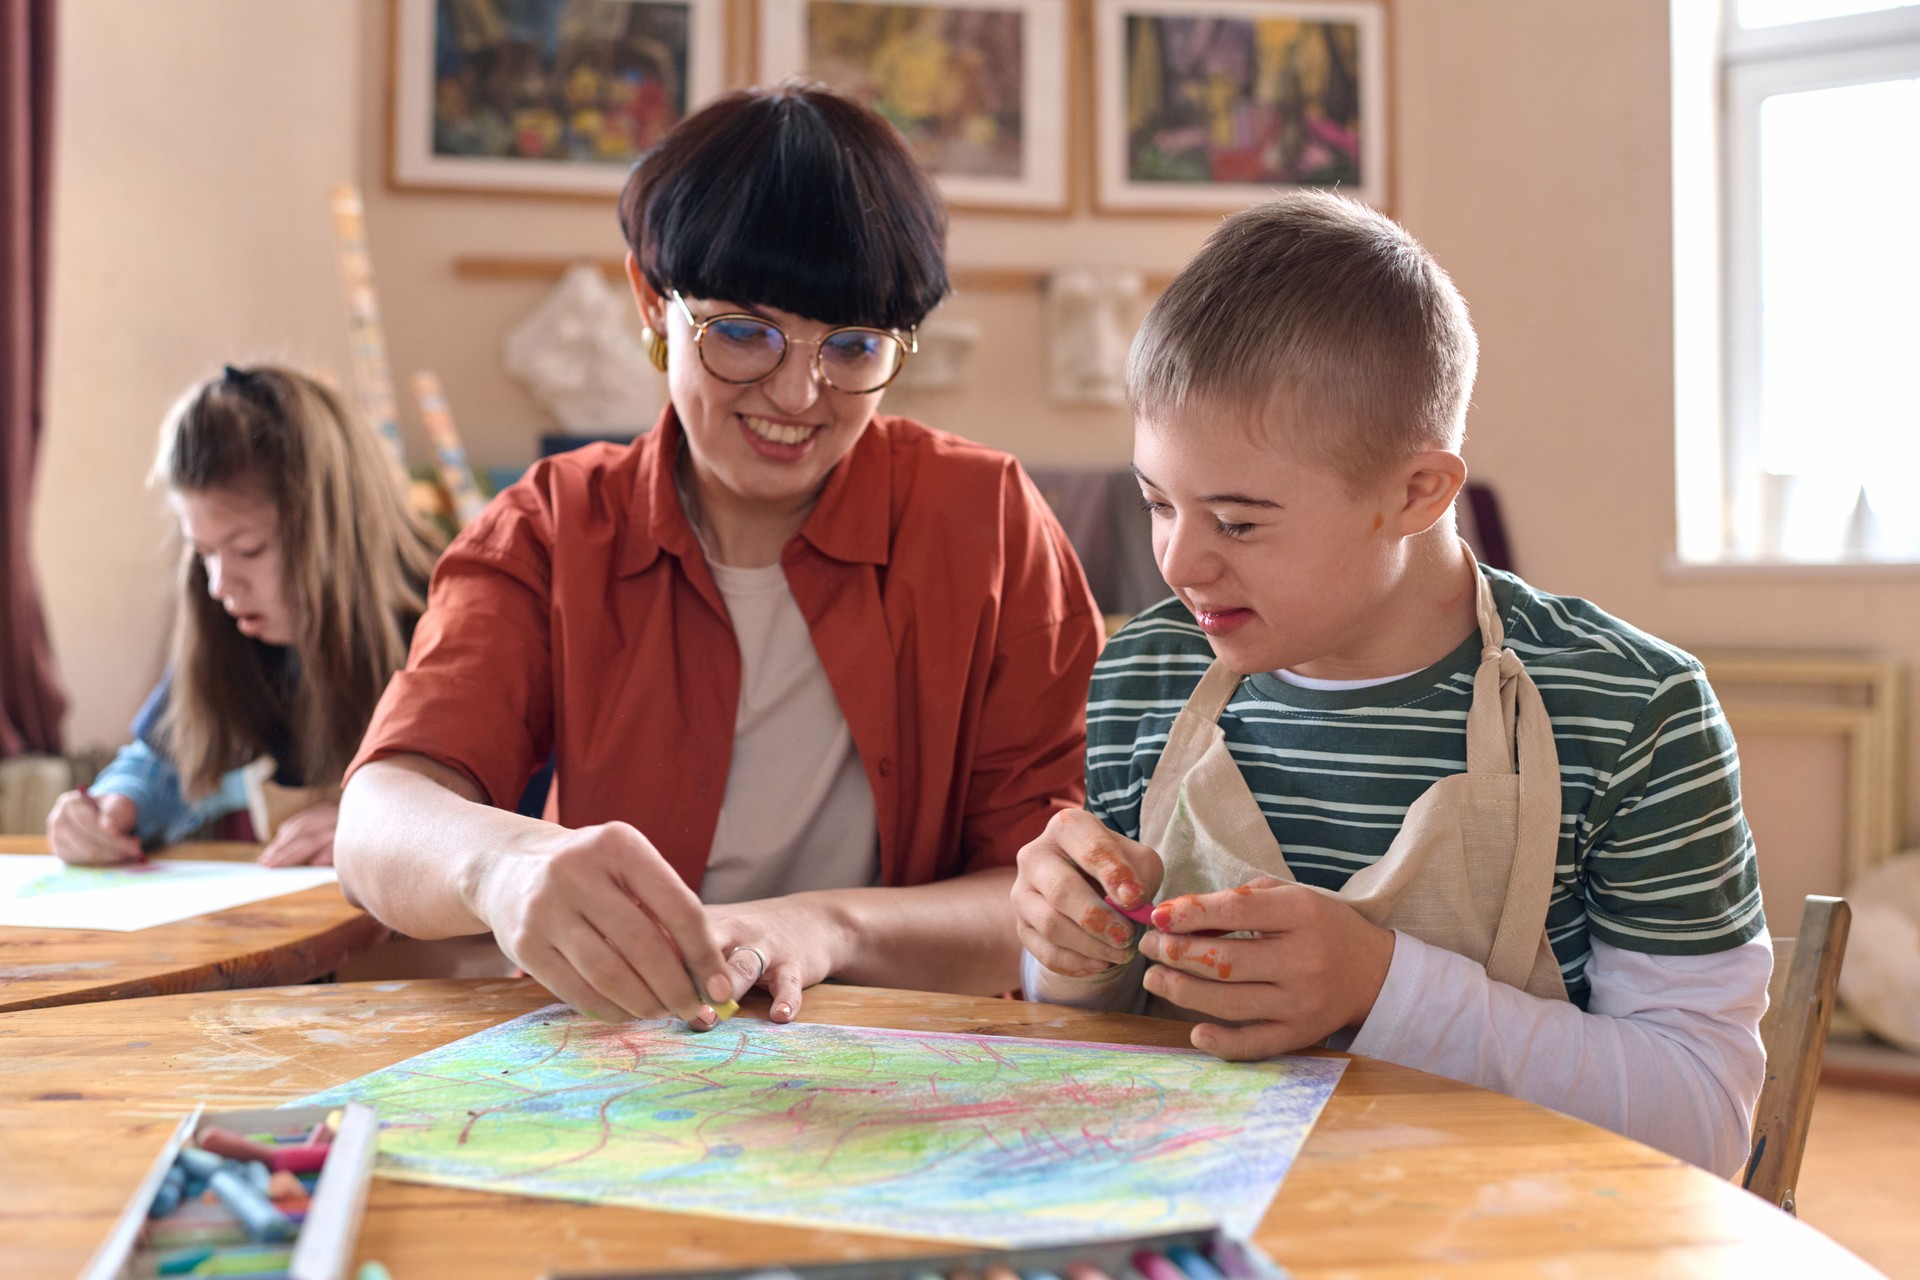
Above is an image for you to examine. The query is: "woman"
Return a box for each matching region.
[48,364,440,867]
[336,86,1102,1026]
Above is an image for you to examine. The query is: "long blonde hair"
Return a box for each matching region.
[153,364,441,797]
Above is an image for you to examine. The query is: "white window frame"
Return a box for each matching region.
[1718,4,1920,562]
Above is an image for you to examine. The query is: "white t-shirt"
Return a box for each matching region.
[697,559,881,904]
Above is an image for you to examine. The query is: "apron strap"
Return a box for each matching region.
[1138,661,1244,847]
[1484,665,1566,988]
[1458,546,1565,990]
[1464,551,1519,777]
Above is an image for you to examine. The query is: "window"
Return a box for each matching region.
[1717,1,1920,562]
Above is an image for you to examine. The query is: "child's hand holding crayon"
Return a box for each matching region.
[1136,877,1396,1060]
[46,789,142,865]
[1012,808,1165,979]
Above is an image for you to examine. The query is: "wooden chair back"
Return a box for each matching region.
[1743,895,1851,1214]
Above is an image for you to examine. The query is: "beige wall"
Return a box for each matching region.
[36,0,361,748]
[37,2,1920,900]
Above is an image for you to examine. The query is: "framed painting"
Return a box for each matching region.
[1093,0,1387,212]
[390,0,728,196]
[758,0,1070,212]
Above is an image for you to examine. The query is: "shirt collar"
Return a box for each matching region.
[619,406,892,577]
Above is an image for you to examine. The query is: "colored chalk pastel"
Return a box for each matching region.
[265,1169,303,1199]
[206,1164,297,1243]
[1204,1239,1258,1280]
[155,1245,217,1275]
[984,1264,1023,1280]
[356,1265,395,1280]
[1165,1245,1226,1280]
[1104,895,1157,924]
[186,1246,295,1276]
[1063,1264,1115,1280]
[143,1218,255,1249]
[266,1143,330,1174]
[1131,1251,1188,1280]
[1022,1271,1064,1280]
[176,1147,224,1179]
[246,1160,273,1194]
[198,1127,280,1164]
[305,1120,332,1146]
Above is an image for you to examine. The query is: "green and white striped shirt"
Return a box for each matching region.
[1088,567,1766,1008]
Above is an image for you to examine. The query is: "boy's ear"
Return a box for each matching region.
[626,252,666,332]
[1391,449,1468,537]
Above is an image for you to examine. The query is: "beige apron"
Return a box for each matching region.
[1138,553,1570,1010]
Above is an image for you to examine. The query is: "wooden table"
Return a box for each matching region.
[0,836,388,1012]
[0,980,1880,1278]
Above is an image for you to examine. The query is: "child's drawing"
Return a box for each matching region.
[297,1006,1345,1246]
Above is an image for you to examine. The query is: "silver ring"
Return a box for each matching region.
[730,945,768,985]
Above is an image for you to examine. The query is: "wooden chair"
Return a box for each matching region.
[1743,894,1851,1214]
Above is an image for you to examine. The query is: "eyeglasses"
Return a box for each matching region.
[670,291,917,395]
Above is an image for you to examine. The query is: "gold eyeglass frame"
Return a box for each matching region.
[669,291,918,394]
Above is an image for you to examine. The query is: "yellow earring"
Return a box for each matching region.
[643,326,669,373]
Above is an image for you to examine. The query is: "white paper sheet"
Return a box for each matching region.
[0,855,338,931]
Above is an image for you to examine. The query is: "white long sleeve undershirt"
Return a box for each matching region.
[1022,930,1772,1176]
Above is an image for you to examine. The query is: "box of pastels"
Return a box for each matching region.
[546,1225,1290,1280]
[81,1101,378,1280]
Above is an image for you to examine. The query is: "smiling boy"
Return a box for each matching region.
[1012,192,1770,1175]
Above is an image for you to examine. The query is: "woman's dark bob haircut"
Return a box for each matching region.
[619,84,949,332]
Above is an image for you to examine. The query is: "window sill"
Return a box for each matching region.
[1664,556,1920,582]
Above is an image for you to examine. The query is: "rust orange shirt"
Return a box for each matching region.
[348,410,1103,893]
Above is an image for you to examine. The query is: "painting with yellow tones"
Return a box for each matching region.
[760,0,1070,210]
[1094,0,1388,212]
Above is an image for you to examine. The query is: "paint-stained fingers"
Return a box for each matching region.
[1051,809,1162,896]
[1190,1018,1310,1063]
[1015,887,1132,971]
[1137,931,1259,982]
[1022,932,1125,980]
[1158,880,1311,935]
[1141,963,1269,1024]
[766,961,805,1023]
[1016,840,1134,951]
[520,942,635,1024]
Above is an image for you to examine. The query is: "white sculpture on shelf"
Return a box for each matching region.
[504,262,664,431]
[1837,851,1920,1054]
[1047,267,1143,407]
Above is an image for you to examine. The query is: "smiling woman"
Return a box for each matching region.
[334,86,1104,1031]
[45,365,442,869]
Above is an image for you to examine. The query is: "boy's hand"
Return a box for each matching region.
[47,790,142,865]
[1138,877,1396,1060]
[1013,808,1163,979]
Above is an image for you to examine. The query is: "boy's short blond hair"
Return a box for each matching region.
[1127,191,1478,484]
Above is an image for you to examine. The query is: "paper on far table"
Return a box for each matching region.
[0,855,338,931]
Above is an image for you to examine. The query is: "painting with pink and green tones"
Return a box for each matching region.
[298,1005,1344,1245]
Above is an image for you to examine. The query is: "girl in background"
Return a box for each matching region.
[47,363,440,866]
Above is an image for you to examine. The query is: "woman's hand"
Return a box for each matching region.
[1012,808,1164,979]
[1137,877,1397,1060]
[471,820,732,1027]
[705,894,855,1024]
[47,790,142,865]
[258,802,339,867]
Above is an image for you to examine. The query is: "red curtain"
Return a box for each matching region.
[1,0,66,757]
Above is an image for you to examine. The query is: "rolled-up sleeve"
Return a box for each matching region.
[959,463,1103,872]
[346,489,557,809]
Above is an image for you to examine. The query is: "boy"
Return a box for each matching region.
[1013,193,1770,1176]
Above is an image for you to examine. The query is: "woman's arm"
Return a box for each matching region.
[336,754,732,1026]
